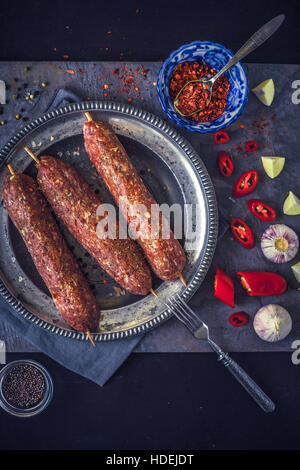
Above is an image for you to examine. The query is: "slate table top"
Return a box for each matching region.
[0,61,299,353]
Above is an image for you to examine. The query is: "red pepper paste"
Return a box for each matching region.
[169,61,230,122]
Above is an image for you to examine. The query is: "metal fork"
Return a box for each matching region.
[167,296,275,413]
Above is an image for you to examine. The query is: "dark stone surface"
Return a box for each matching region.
[1,351,300,450]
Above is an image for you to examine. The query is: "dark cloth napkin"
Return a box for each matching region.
[0,88,228,386]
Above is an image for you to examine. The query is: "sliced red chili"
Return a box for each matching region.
[214,267,234,308]
[229,311,249,327]
[213,130,230,145]
[236,271,287,296]
[232,170,258,198]
[247,199,276,222]
[245,140,259,152]
[217,151,234,177]
[230,218,255,249]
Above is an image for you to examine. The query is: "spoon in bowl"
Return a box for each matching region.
[173,14,285,117]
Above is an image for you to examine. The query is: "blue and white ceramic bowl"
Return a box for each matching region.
[157,41,248,133]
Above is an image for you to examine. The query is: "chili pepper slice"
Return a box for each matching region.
[236,271,287,296]
[217,151,234,177]
[229,311,250,327]
[247,199,276,222]
[245,140,259,152]
[230,218,255,249]
[232,170,258,198]
[213,130,230,145]
[214,267,234,308]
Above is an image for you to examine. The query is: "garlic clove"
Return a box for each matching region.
[261,224,299,264]
[254,304,292,342]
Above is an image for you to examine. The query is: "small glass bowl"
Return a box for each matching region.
[157,40,248,133]
[0,359,53,417]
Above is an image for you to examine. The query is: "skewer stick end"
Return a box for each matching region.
[86,329,95,347]
[85,112,93,122]
[150,288,158,298]
[178,272,187,287]
[24,146,40,164]
[7,164,16,179]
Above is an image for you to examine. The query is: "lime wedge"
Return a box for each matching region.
[292,262,300,283]
[252,79,275,106]
[283,191,300,215]
[261,156,285,178]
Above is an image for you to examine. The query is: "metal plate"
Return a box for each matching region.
[0,101,218,342]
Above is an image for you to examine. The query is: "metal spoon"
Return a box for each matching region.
[173,14,285,117]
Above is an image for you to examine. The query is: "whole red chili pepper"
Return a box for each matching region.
[214,267,234,308]
[245,140,258,152]
[229,311,250,327]
[236,271,287,296]
[232,170,258,198]
[230,218,255,249]
[217,151,234,177]
[214,130,230,145]
[247,199,276,222]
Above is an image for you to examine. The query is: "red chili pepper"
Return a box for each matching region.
[214,130,230,145]
[245,140,258,152]
[230,218,255,249]
[217,151,234,177]
[214,267,234,308]
[232,170,258,198]
[236,271,287,296]
[229,311,249,327]
[247,199,276,222]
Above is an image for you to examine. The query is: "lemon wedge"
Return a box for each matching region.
[261,156,285,178]
[292,262,300,283]
[252,79,275,106]
[283,191,300,215]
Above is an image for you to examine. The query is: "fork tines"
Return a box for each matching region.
[166,296,206,334]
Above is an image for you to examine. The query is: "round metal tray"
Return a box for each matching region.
[0,101,218,342]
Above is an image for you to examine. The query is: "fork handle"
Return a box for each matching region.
[211,14,285,83]
[208,340,275,413]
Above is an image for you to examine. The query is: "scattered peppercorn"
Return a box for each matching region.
[41,82,47,87]
[15,114,21,120]
[2,364,45,408]
[12,93,18,100]
[0,120,6,125]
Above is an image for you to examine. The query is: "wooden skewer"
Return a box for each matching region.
[178,272,187,287]
[7,164,16,179]
[86,329,95,347]
[150,288,158,298]
[24,146,40,164]
[85,112,93,122]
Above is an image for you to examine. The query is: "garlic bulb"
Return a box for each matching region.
[253,304,292,342]
[261,224,299,263]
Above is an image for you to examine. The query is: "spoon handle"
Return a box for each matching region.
[211,14,285,83]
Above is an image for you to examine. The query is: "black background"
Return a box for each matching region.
[1,0,300,451]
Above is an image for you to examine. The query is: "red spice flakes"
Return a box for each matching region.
[107,31,112,35]
[63,55,69,59]
[66,69,75,75]
[170,61,230,122]
[53,47,57,51]
[65,25,70,29]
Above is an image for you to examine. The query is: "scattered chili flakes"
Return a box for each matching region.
[63,55,69,59]
[66,69,75,75]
